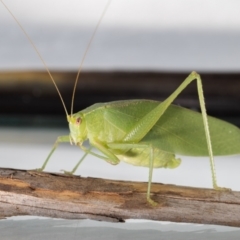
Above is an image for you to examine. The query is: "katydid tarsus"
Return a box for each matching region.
[2,1,240,205]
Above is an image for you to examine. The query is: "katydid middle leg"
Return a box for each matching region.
[108,142,156,205]
[63,149,90,175]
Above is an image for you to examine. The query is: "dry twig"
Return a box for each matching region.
[0,168,240,227]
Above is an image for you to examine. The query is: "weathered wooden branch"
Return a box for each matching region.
[0,168,240,227]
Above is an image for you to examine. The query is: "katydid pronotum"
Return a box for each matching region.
[2,1,240,205]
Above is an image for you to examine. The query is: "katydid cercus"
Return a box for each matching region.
[2,0,240,205]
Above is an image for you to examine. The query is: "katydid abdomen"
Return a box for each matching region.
[117,147,181,169]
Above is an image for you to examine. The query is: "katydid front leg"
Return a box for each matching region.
[40,135,121,173]
[37,135,70,171]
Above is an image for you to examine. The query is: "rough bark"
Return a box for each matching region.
[0,168,240,227]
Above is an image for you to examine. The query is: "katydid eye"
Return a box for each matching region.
[76,117,81,125]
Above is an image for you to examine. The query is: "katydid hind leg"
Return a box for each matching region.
[161,72,221,190]
[36,135,70,172]
[123,71,221,190]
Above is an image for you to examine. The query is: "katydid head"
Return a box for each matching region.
[67,114,87,145]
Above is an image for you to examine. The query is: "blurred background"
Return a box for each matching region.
[1,0,240,127]
[0,0,240,238]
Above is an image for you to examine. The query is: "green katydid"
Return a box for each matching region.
[2,0,240,205]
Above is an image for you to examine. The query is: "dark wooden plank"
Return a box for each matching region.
[0,71,240,126]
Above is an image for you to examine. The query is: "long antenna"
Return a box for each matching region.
[1,0,68,116]
[71,0,112,115]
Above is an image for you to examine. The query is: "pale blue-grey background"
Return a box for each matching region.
[1,0,240,71]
